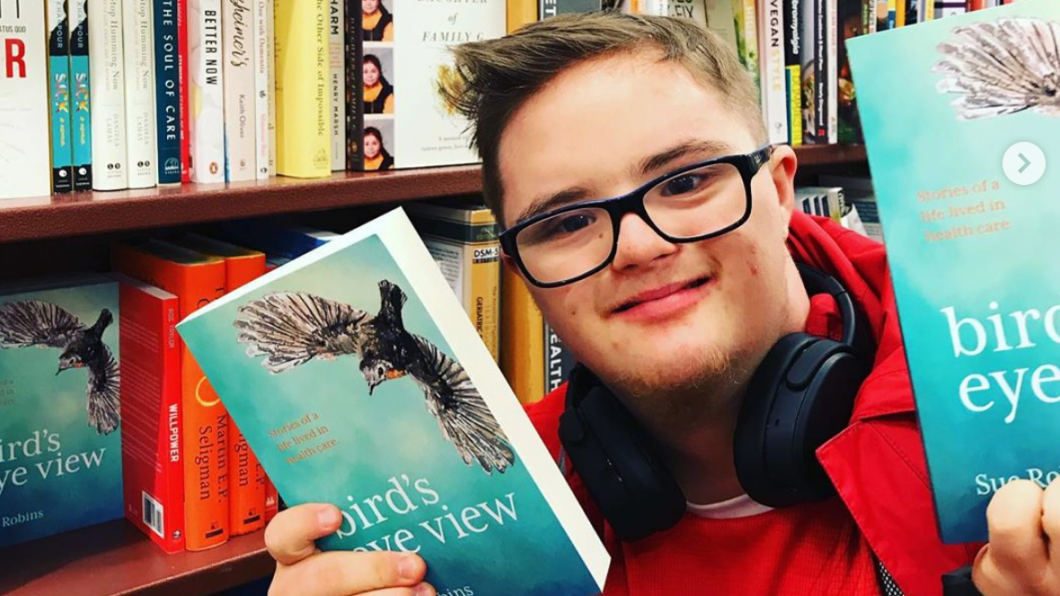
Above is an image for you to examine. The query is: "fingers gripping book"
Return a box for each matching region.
[177,208,609,596]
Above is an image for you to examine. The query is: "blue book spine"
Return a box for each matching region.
[68,0,92,191]
[48,0,73,193]
[154,0,182,184]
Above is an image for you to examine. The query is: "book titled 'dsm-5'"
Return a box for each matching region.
[176,208,609,595]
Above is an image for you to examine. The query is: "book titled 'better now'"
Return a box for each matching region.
[176,208,608,596]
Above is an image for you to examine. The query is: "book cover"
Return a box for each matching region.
[0,0,51,201]
[848,0,1060,544]
[155,0,183,185]
[223,0,256,182]
[350,0,505,171]
[177,208,609,595]
[68,0,92,190]
[47,0,73,193]
[274,0,331,178]
[188,0,225,184]
[116,274,185,553]
[0,274,123,549]
[88,0,128,191]
[123,0,159,189]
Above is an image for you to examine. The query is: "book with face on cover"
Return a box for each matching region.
[176,208,609,595]
[848,0,1060,544]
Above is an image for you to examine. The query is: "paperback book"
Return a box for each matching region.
[177,208,609,595]
[849,0,1060,544]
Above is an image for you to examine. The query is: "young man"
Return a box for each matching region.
[262,13,1060,596]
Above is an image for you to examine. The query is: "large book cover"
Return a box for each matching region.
[155,0,183,185]
[88,0,128,191]
[68,0,92,191]
[188,0,225,184]
[848,0,1060,544]
[222,0,255,182]
[47,0,73,193]
[111,240,231,550]
[274,0,330,178]
[177,208,609,595]
[0,0,50,201]
[0,274,123,548]
[350,0,505,171]
[116,274,185,553]
[123,0,159,189]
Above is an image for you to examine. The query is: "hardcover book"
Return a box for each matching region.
[123,0,158,189]
[0,0,50,201]
[0,273,123,549]
[88,0,128,191]
[155,0,183,185]
[849,0,1060,543]
[176,208,609,595]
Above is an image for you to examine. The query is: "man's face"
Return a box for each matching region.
[498,51,797,406]
[364,62,380,86]
[363,0,379,13]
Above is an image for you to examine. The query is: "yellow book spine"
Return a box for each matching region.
[274,0,331,178]
[500,268,546,404]
[507,0,537,33]
[465,242,500,362]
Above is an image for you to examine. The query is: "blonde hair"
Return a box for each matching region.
[439,11,767,222]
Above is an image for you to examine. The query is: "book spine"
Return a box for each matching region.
[759,0,787,144]
[154,0,182,184]
[88,0,128,191]
[544,322,576,396]
[266,0,276,174]
[178,0,190,182]
[223,0,255,182]
[343,0,363,171]
[189,0,225,183]
[507,0,537,32]
[784,0,802,145]
[68,0,93,190]
[182,352,231,549]
[230,421,265,535]
[123,0,158,189]
[826,0,837,143]
[253,0,270,179]
[274,0,331,178]
[813,0,827,142]
[500,269,546,403]
[0,0,51,200]
[467,239,500,362]
[329,0,344,171]
[264,477,279,522]
[47,0,74,193]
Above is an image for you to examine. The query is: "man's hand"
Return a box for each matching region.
[265,503,435,596]
[972,478,1060,596]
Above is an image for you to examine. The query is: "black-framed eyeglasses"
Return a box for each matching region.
[499,144,775,288]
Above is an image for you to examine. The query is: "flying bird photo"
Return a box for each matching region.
[932,17,1060,120]
[0,301,121,435]
[234,279,516,475]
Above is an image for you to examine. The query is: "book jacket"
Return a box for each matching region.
[178,209,608,595]
[0,275,123,548]
[849,0,1060,544]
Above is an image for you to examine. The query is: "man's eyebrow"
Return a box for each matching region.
[512,139,735,227]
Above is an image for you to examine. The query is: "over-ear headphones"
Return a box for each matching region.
[557,263,874,541]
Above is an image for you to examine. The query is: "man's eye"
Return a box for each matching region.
[663,174,704,196]
[556,213,594,233]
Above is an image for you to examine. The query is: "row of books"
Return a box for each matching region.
[0,0,506,201]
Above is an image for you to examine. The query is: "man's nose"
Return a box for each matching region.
[610,212,678,272]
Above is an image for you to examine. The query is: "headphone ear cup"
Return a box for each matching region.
[560,382,686,541]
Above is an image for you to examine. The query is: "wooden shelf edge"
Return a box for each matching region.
[0,519,273,596]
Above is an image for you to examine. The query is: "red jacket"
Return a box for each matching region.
[523,211,984,596]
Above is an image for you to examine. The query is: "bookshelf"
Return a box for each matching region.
[0,142,865,596]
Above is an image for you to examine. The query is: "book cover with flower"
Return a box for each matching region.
[177,208,608,595]
[849,0,1060,544]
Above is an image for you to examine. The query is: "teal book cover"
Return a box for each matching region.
[177,209,609,595]
[848,0,1060,544]
[0,275,123,549]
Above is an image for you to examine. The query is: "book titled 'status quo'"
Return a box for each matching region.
[849,0,1060,544]
[177,209,609,595]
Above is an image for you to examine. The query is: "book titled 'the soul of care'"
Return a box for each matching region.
[177,208,609,596]
[849,0,1060,544]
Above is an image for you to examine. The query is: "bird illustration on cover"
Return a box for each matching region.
[234,279,516,475]
[933,17,1060,119]
[0,302,121,435]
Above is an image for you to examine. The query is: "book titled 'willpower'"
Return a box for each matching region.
[177,209,608,595]
[848,0,1060,544]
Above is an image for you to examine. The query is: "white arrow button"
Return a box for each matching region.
[1003,142,1046,186]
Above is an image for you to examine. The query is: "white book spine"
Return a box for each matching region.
[253,0,270,178]
[123,0,157,188]
[759,0,788,144]
[266,0,275,174]
[0,0,50,200]
[329,0,343,171]
[826,0,837,143]
[189,0,225,183]
[88,0,129,191]
[223,0,255,181]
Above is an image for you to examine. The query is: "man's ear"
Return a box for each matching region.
[768,144,799,234]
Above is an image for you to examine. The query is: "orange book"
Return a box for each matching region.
[111,240,230,551]
[173,234,268,536]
